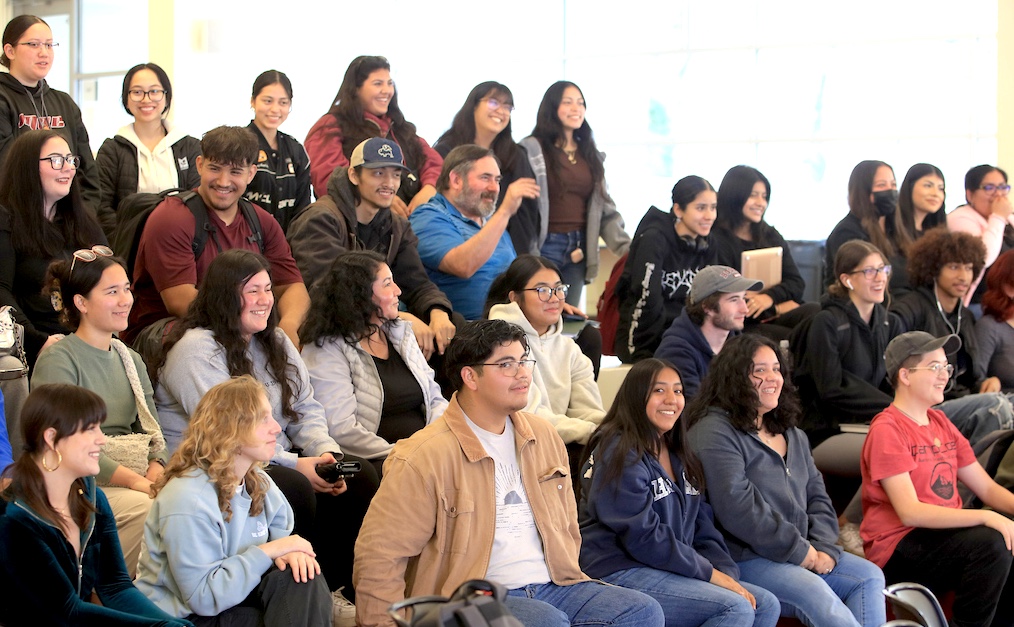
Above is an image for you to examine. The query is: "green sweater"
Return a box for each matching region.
[32,333,167,482]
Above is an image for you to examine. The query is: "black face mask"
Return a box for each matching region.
[872,189,898,218]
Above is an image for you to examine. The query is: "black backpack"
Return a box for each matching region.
[110,188,265,277]
[387,579,522,627]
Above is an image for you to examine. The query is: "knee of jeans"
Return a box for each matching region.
[990,394,1014,429]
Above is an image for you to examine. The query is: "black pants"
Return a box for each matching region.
[188,566,331,626]
[883,525,1014,627]
[266,455,380,599]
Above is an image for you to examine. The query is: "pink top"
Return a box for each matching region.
[947,204,1014,305]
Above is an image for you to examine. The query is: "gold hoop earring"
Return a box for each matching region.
[41,448,62,472]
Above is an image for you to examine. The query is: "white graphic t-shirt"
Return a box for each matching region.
[465,413,551,589]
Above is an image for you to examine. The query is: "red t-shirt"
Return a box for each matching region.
[125,195,303,342]
[860,404,976,567]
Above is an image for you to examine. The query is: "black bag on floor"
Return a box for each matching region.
[387,579,522,627]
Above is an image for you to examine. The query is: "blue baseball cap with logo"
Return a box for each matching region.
[349,137,409,170]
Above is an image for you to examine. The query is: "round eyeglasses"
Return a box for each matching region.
[40,154,81,170]
[520,285,569,302]
[128,88,166,103]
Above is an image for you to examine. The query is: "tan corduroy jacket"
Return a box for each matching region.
[353,394,589,627]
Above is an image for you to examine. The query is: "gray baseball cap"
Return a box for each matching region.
[884,331,961,381]
[689,265,763,304]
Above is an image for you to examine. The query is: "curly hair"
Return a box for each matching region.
[579,359,705,503]
[300,250,397,346]
[157,250,301,425]
[326,56,425,175]
[686,334,800,435]
[153,376,272,521]
[906,227,985,288]
[983,249,1014,321]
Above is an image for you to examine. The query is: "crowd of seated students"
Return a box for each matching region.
[6,10,1014,626]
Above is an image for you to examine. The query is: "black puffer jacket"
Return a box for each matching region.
[95,131,201,236]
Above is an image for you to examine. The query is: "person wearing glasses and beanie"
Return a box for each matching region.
[0,15,101,215]
[484,255,605,462]
[947,164,1014,310]
[0,128,105,367]
[95,62,201,237]
[861,331,1014,627]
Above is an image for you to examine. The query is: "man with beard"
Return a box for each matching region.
[410,145,522,320]
[126,126,308,347]
[287,138,457,358]
[654,265,762,401]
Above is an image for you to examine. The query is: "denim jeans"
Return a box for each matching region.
[540,230,587,308]
[604,567,780,627]
[936,392,1014,446]
[504,580,664,627]
[736,552,885,627]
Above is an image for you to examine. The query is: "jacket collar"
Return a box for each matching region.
[442,394,536,463]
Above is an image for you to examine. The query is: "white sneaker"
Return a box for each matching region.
[838,521,865,558]
[332,587,356,627]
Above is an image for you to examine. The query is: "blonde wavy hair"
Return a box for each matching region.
[153,375,272,521]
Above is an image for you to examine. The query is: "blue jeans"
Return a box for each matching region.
[505,580,664,627]
[604,567,780,627]
[936,392,1014,446]
[736,552,885,627]
[540,230,587,307]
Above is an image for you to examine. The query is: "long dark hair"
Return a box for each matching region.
[483,254,561,318]
[45,254,127,330]
[0,129,103,257]
[580,359,705,499]
[252,69,292,101]
[531,81,604,193]
[716,165,777,243]
[2,384,105,533]
[326,56,424,174]
[686,334,800,435]
[897,163,946,240]
[435,81,519,171]
[300,250,398,346]
[847,160,912,258]
[159,250,300,424]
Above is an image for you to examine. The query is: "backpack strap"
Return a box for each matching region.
[180,192,266,259]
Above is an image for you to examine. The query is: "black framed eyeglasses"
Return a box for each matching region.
[521,285,569,302]
[40,154,81,170]
[473,359,537,377]
[485,98,515,113]
[70,245,113,275]
[127,88,166,102]
[849,265,892,280]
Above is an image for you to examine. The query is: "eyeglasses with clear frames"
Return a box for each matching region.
[906,363,955,377]
[521,285,569,302]
[980,184,1012,194]
[18,41,58,50]
[40,154,81,170]
[69,245,113,276]
[485,98,515,113]
[849,265,892,280]
[128,89,166,103]
[474,359,537,377]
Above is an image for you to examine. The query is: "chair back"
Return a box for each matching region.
[883,582,947,627]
